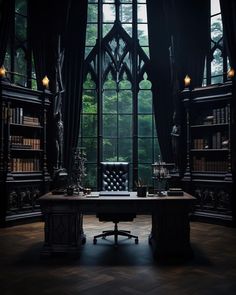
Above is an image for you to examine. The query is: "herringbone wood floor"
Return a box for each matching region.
[0,215,236,295]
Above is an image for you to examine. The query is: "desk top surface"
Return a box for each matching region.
[40,191,195,202]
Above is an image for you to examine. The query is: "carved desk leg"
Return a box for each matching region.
[40,204,85,256]
[149,201,193,261]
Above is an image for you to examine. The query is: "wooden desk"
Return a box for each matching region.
[39,192,195,260]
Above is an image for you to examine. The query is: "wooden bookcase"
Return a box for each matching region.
[181,82,233,224]
[0,79,51,225]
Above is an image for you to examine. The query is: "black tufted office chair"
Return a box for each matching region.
[93,162,138,246]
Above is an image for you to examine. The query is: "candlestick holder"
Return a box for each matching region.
[152,156,175,196]
[70,147,87,193]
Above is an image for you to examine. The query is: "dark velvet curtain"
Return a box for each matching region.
[147,0,208,163]
[28,0,68,90]
[28,0,71,174]
[147,0,173,162]
[63,0,88,172]
[220,0,236,224]
[220,0,236,69]
[0,0,14,66]
[172,0,209,89]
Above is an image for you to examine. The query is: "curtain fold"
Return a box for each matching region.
[147,0,173,163]
[28,0,55,90]
[172,0,209,89]
[220,0,236,70]
[63,0,88,172]
[147,0,209,163]
[0,0,14,66]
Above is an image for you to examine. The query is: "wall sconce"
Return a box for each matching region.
[184,75,191,88]
[0,65,6,78]
[42,75,49,89]
[227,68,235,79]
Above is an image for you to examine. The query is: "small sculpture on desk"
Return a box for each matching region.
[70,147,87,194]
[152,156,174,196]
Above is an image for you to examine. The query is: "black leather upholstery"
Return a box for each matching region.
[101,162,129,191]
[93,162,138,246]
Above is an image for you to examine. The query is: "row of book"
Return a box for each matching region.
[212,106,229,124]
[9,107,40,126]
[10,136,41,150]
[192,156,228,172]
[195,106,229,125]
[193,133,228,150]
[11,158,40,172]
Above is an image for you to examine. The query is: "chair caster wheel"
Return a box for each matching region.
[135,238,139,244]
[93,238,97,245]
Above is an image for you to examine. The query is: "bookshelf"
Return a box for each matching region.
[0,79,51,225]
[181,82,233,224]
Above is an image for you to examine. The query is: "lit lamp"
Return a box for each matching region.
[42,75,49,89]
[184,74,191,88]
[227,68,235,79]
[0,65,6,78]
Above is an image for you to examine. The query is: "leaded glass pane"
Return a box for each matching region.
[211,48,223,76]
[137,4,147,23]
[138,90,152,113]
[211,75,223,84]
[138,114,152,136]
[103,115,117,137]
[141,47,149,57]
[211,0,220,15]
[119,77,132,90]
[88,4,98,22]
[82,138,97,162]
[138,138,152,162]
[103,138,117,161]
[15,14,27,41]
[122,24,132,36]
[119,115,132,137]
[118,90,132,113]
[211,14,223,43]
[83,73,96,89]
[82,114,97,136]
[86,24,97,46]
[138,24,148,46]
[103,73,116,89]
[120,4,132,23]
[85,47,93,58]
[103,24,113,36]
[103,4,115,22]
[139,73,151,89]
[103,90,117,113]
[118,139,132,162]
[82,90,97,113]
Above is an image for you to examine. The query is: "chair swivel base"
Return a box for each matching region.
[93,223,138,246]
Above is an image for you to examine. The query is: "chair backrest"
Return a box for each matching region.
[100,162,129,191]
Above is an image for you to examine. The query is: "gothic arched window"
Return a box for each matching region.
[3,0,36,88]
[79,0,160,190]
[203,0,229,85]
